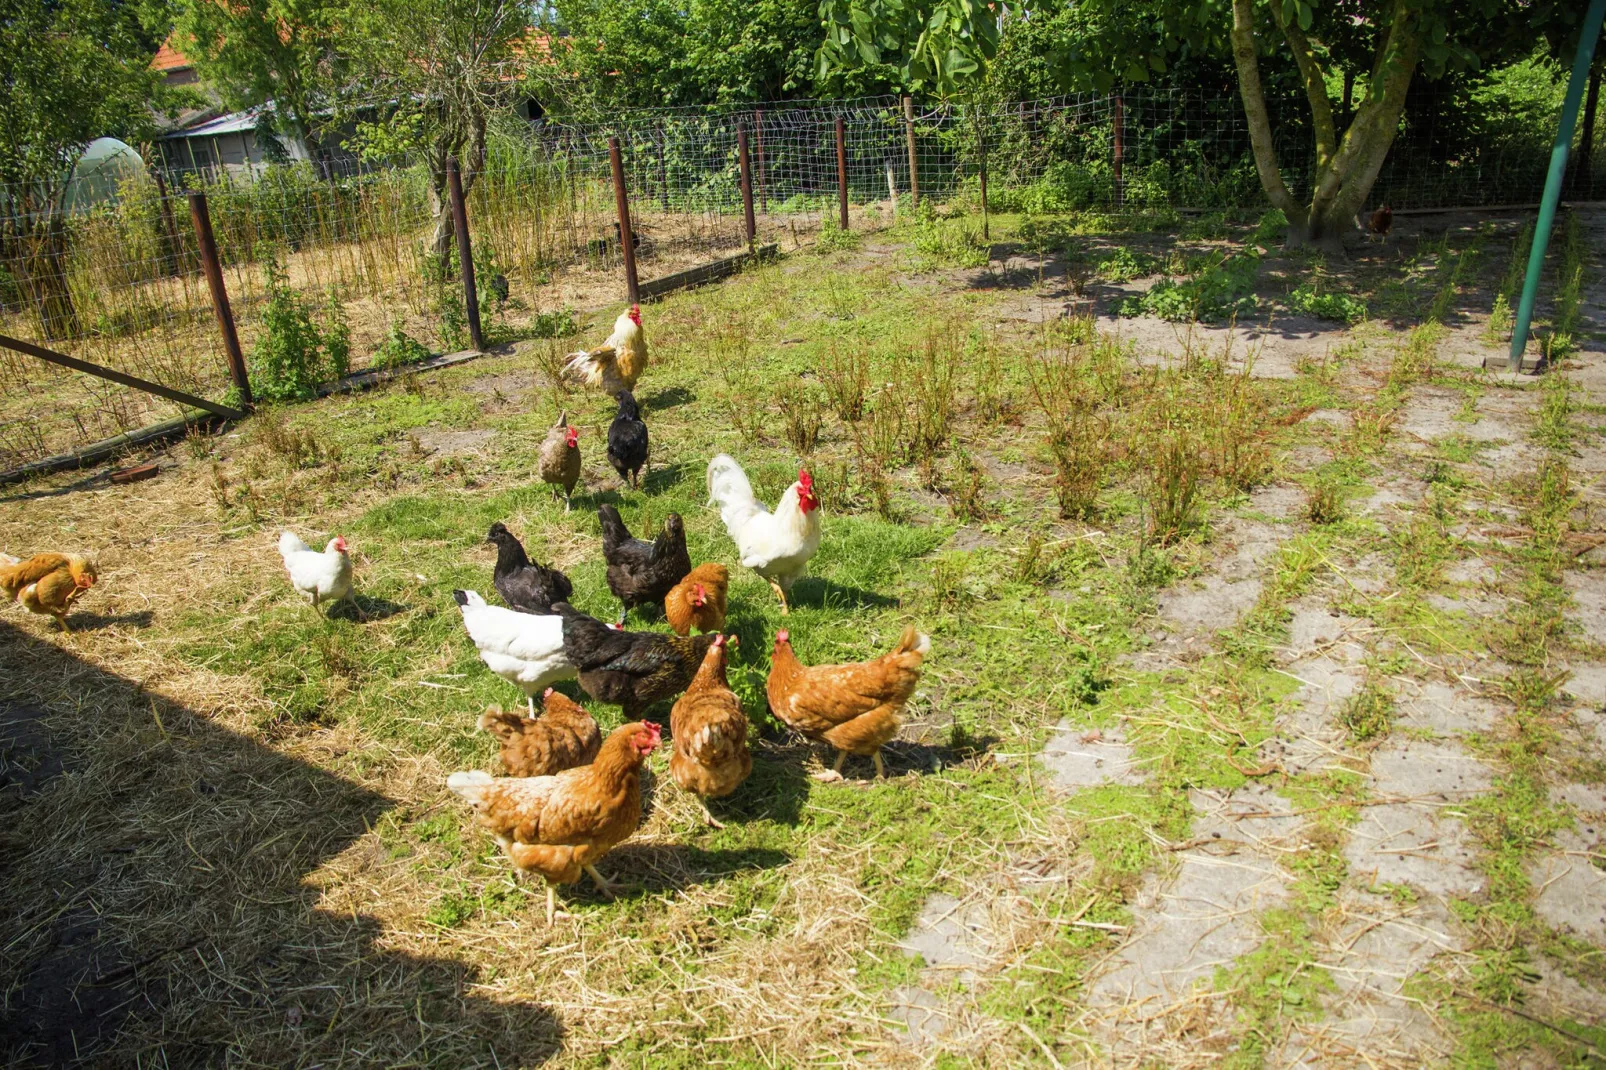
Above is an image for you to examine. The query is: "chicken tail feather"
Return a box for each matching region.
[447,769,495,805]
[894,625,932,658]
[278,531,311,559]
[478,706,526,741]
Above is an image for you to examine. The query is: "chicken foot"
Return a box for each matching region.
[583,864,617,900]
[768,579,791,615]
[698,798,726,830]
[820,748,887,780]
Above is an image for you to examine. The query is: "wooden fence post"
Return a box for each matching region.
[610,137,640,304]
[836,117,849,231]
[152,170,184,276]
[446,156,484,352]
[976,113,990,242]
[904,96,920,208]
[1113,93,1125,208]
[187,191,251,407]
[754,109,767,212]
[737,123,757,252]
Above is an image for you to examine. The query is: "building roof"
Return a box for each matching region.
[161,108,264,140]
[152,37,193,72]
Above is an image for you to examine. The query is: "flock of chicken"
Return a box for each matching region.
[276,303,933,922]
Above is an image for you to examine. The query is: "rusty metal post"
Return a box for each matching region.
[187,191,251,407]
[754,109,767,212]
[1113,93,1125,208]
[609,137,640,304]
[737,123,757,252]
[904,96,920,207]
[836,117,849,231]
[656,127,670,213]
[446,156,484,352]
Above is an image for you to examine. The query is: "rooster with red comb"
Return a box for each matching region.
[564,305,648,396]
[706,454,822,614]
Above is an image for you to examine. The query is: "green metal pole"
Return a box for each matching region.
[1510,0,1606,369]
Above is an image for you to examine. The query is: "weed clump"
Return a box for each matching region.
[1338,674,1394,742]
[248,259,351,402]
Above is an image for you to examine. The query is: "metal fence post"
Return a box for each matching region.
[446,156,484,352]
[836,117,849,231]
[904,96,920,208]
[737,123,757,252]
[755,109,767,212]
[187,191,251,407]
[1113,93,1126,208]
[610,137,641,304]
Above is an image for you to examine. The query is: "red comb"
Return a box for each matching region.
[776,629,789,643]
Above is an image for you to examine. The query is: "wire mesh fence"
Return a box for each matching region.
[1,88,1597,473]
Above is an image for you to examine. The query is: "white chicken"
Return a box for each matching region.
[564,305,647,396]
[706,454,822,614]
[453,589,577,713]
[279,531,362,619]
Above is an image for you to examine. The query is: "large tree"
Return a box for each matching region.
[171,0,341,159]
[0,0,170,339]
[538,0,825,114]
[818,0,1593,250]
[338,0,534,264]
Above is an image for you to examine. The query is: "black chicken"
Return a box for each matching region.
[487,522,574,614]
[584,222,644,258]
[607,390,649,489]
[598,505,691,624]
[553,602,718,719]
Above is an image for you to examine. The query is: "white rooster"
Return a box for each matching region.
[564,305,647,396]
[279,531,362,620]
[706,454,822,614]
[453,589,577,713]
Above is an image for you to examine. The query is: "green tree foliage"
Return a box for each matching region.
[0,0,175,338]
[819,0,1590,249]
[538,0,827,111]
[338,0,535,262]
[172,0,341,150]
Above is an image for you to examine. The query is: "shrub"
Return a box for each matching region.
[1288,284,1367,324]
[816,219,861,252]
[248,260,352,402]
[372,321,432,370]
[1098,247,1158,283]
[1119,251,1259,323]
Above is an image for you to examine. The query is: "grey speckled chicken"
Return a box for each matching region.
[539,411,582,511]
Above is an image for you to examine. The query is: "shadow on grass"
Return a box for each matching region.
[0,620,564,1066]
[62,609,156,631]
[642,461,687,494]
[578,844,791,904]
[640,386,695,412]
[348,593,409,622]
[788,577,898,611]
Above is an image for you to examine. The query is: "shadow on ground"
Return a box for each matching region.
[0,620,563,1066]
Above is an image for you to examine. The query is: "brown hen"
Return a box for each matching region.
[767,625,930,779]
[1,553,98,630]
[448,721,661,923]
[669,634,751,826]
[479,687,602,777]
[664,562,729,636]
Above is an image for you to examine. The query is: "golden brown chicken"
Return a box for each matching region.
[664,563,729,637]
[448,721,661,923]
[767,625,930,779]
[479,687,602,777]
[0,553,98,630]
[564,305,647,396]
[669,634,751,826]
[539,412,582,511]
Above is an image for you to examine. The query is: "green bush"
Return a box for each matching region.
[1288,284,1368,323]
[247,260,352,402]
[816,218,862,252]
[371,321,432,370]
[1098,247,1158,282]
[1119,251,1259,322]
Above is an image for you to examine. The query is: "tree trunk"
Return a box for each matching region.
[1231,0,1421,254]
[18,215,79,341]
[1572,61,1601,197]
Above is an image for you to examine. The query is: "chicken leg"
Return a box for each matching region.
[583,864,617,900]
[768,579,790,615]
[699,798,726,829]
